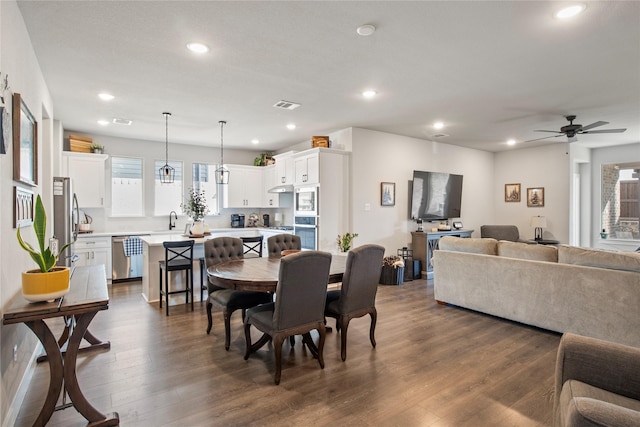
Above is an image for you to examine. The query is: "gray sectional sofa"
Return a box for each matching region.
[432,237,640,348]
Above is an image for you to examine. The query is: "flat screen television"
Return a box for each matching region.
[410,170,463,221]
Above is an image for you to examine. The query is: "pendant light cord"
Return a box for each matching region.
[219,120,226,165]
[164,112,171,164]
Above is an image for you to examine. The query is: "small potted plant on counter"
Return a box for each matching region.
[17,195,74,302]
[336,232,359,252]
[181,187,209,236]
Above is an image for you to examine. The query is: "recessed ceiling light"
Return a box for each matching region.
[286,123,296,130]
[433,121,444,130]
[251,139,259,145]
[507,139,516,146]
[362,90,377,98]
[112,118,132,126]
[97,119,109,126]
[186,42,209,54]
[356,24,376,36]
[555,4,586,19]
[98,93,114,101]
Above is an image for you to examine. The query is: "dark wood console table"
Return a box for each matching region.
[3,265,119,427]
[412,229,474,278]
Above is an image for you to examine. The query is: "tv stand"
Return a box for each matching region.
[411,229,473,279]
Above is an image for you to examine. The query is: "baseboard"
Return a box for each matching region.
[2,344,40,427]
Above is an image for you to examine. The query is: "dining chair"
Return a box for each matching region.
[243,251,332,385]
[205,237,272,350]
[267,234,301,258]
[324,244,385,361]
[159,240,195,316]
[241,235,263,258]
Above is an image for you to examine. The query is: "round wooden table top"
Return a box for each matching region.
[207,255,348,292]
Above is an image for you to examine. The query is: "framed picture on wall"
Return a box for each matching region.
[14,186,34,228]
[381,182,395,206]
[527,187,545,207]
[504,183,521,202]
[12,93,38,186]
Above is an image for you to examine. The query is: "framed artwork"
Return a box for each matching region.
[381,182,395,206]
[527,187,545,207]
[13,93,38,186]
[14,186,34,228]
[504,183,521,202]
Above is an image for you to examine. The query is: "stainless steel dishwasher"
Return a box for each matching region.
[112,235,148,282]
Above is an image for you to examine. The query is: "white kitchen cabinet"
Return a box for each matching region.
[62,152,108,208]
[263,165,279,207]
[74,236,112,280]
[294,153,319,185]
[273,152,294,186]
[222,165,265,208]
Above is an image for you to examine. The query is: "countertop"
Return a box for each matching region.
[77,227,293,239]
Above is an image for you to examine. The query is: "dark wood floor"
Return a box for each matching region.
[15,278,560,426]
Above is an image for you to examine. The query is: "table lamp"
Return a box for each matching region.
[530,216,547,241]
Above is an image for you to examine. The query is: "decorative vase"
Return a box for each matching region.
[600,232,608,239]
[22,267,70,303]
[190,219,205,236]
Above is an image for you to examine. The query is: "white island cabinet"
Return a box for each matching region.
[74,235,112,280]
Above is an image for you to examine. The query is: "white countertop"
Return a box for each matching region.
[77,227,293,239]
[138,228,294,247]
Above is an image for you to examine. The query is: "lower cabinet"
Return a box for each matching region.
[74,236,112,280]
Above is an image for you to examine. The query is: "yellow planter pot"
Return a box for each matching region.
[22,267,70,303]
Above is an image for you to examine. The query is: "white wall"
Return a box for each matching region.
[0,1,55,424]
[349,128,494,254]
[493,143,571,242]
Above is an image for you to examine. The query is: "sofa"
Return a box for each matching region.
[554,333,640,427]
[432,237,640,348]
[480,224,522,242]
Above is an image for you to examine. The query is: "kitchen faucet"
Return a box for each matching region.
[169,211,177,230]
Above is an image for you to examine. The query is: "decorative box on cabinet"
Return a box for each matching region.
[411,229,473,279]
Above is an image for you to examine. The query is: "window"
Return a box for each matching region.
[192,163,219,215]
[154,160,183,216]
[602,163,639,239]
[111,157,144,216]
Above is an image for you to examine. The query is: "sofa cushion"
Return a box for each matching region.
[438,236,497,255]
[497,241,558,262]
[480,225,520,242]
[559,380,640,427]
[558,245,640,273]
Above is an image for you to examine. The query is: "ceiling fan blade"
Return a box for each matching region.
[580,121,609,131]
[533,130,563,133]
[524,134,564,143]
[581,128,627,134]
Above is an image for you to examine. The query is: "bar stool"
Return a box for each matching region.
[159,240,195,316]
[241,235,264,258]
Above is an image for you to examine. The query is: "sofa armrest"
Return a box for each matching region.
[554,333,640,410]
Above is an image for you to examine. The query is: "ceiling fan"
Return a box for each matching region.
[526,115,627,143]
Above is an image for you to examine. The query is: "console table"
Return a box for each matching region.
[412,229,474,278]
[3,265,119,427]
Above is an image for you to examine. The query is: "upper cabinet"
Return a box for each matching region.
[62,152,108,208]
[263,165,279,208]
[294,152,319,185]
[273,152,294,187]
[222,165,265,208]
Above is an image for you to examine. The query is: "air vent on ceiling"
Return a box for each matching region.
[112,118,133,126]
[431,133,449,138]
[273,100,301,110]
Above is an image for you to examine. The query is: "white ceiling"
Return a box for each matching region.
[17,1,640,153]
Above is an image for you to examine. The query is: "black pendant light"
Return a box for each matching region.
[158,112,175,184]
[215,120,230,185]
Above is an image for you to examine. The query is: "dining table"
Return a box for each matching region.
[207,254,348,354]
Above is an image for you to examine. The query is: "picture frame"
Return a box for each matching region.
[527,187,545,207]
[504,183,521,202]
[381,182,395,206]
[14,186,34,228]
[12,93,38,186]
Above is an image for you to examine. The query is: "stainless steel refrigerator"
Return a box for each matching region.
[53,177,79,267]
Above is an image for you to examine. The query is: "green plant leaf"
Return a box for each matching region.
[33,195,48,255]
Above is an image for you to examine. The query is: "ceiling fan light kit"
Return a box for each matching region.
[526,115,627,143]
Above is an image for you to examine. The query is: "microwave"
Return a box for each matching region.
[294,186,318,216]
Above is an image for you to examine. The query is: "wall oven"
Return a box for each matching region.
[294,216,318,250]
[294,186,318,217]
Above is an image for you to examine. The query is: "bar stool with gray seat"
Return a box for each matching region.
[205,237,272,350]
[241,235,263,258]
[159,240,195,316]
[267,234,301,258]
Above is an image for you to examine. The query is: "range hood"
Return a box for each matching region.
[268,184,294,193]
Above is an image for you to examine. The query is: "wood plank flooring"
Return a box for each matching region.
[14,279,560,426]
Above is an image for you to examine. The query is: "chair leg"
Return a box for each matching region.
[223,308,232,351]
[369,308,377,348]
[289,336,295,346]
[159,265,163,309]
[243,322,252,360]
[340,316,351,361]
[189,269,194,312]
[273,335,285,385]
[165,269,170,316]
[206,300,213,334]
[317,325,326,369]
[199,258,205,302]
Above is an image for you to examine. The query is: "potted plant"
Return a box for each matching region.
[600,229,608,239]
[336,232,359,252]
[253,152,275,166]
[90,143,104,154]
[181,187,209,236]
[17,195,74,302]
[379,255,405,285]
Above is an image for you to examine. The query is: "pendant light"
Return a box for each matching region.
[215,120,230,184]
[158,112,175,183]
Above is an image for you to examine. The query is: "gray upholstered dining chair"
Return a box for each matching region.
[480,225,521,242]
[325,244,385,361]
[205,237,272,350]
[243,250,332,385]
[267,234,301,258]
